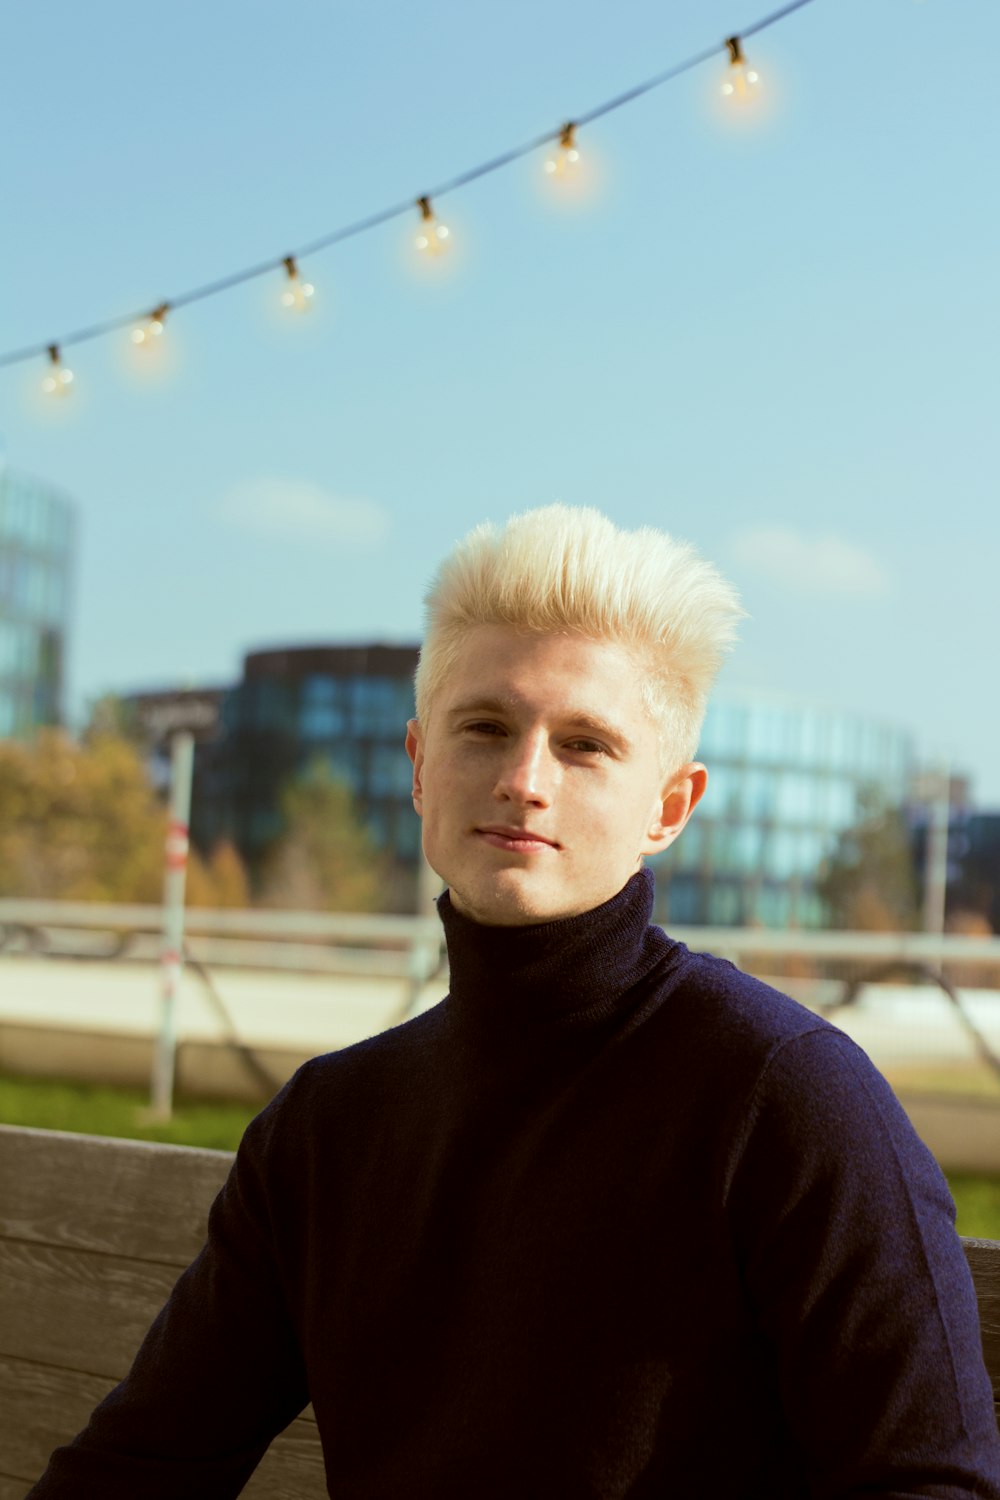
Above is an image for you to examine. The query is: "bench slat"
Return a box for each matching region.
[0,1472,34,1500]
[964,1240,1000,1401]
[0,1354,326,1499]
[0,1124,230,1265]
[0,1239,182,1378]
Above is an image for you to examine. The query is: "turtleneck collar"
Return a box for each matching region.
[437,867,674,1031]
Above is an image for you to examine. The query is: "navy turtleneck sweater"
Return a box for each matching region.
[29,871,1000,1497]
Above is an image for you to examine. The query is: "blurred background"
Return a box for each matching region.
[1,0,998,1224]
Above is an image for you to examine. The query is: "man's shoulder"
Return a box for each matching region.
[660,938,839,1056]
[296,997,449,1090]
[242,1000,450,1156]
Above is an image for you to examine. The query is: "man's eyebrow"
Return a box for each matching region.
[446,698,633,752]
[447,697,513,720]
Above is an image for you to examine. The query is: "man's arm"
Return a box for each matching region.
[726,1027,1000,1498]
[26,1086,310,1499]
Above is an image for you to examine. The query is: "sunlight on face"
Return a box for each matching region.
[406,625,704,925]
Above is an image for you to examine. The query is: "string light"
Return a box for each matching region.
[280,256,315,311]
[415,196,451,256]
[131,304,170,345]
[41,345,73,396]
[722,36,761,100]
[544,123,580,178]
[1,0,820,384]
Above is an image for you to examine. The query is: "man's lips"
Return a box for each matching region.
[476,826,559,852]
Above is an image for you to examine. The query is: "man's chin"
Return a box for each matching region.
[450,870,584,928]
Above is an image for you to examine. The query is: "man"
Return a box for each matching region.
[30,506,1000,1496]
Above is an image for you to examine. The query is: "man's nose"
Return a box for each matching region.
[493,731,555,806]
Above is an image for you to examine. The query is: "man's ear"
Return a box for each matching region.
[640,762,708,857]
[405,718,424,816]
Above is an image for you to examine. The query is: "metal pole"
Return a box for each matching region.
[923,761,950,937]
[149,731,194,1118]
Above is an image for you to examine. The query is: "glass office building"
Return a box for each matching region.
[0,466,75,737]
[654,694,914,927]
[195,644,422,880]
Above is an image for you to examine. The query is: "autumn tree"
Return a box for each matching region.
[0,729,165,902]
[0,729,252,907]
[816,790,919,932]
[257,760,386,912]
[185,839,252,908]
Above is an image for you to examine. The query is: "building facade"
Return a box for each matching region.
[0,465,75,738]
[193,645,421,897]
[651,694,914,928]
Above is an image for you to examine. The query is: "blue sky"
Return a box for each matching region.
[3,0,998,800]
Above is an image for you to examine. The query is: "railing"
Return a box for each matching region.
[0,899,444,977]
[4,898,1000,967]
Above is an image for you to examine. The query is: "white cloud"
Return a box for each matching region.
[219,478,390,547]
[729,525,891,599]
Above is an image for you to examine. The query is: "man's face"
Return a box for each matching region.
[406,624,706,926]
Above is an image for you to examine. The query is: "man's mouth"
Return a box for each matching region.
[476,826,558,852]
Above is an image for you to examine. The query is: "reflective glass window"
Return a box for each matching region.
[350,676,411,737]
[707,883,741,925]
[736,823,763,868]
[699,699,748,759]
[776,772,817,824]
[827,778,856,828]
[300,676,346,739]
[369,742,414,796]
[707,764,740,818]
[765,829,800,880]
[665,876,703,925]
[756,885,790,926]
[800,710,829,769]
[0,620,14,674]
[394,810,422,859]
[743,769,777,819]
[324,745,362,787]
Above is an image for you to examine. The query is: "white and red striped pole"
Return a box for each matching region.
[150,730,194,1118]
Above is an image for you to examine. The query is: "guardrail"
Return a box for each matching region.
[4,898,1000,962]
[0,900,444,977]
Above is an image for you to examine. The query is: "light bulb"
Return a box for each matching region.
[281,256,315,311]
[722,37,760,101]
[42,345,74,396]
[131,304,169,346]
[415,196,450,256]
[544,123,581,179]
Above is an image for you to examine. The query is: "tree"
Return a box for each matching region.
[0,729,165,901]
[185,839,252,908]
[0,730,254,908]
[816,789,919,932]
[257,760,386,912]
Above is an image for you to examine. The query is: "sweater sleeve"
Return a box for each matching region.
[26,1086,311,1500]
[725,1027,1000,1499]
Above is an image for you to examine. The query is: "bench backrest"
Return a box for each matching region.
[0,1123,325,1499]
[1,1123,998,1497]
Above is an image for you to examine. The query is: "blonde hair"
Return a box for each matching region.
[414,504,744,770]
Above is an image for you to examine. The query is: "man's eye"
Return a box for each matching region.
[567,739,606,755]
[466,722,504,736]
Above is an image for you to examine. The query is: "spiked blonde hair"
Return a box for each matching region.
[414,505,744,771]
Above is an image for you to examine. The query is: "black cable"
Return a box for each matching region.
[0,0,821,373]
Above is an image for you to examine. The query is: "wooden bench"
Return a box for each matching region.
[1,1123,998,1498]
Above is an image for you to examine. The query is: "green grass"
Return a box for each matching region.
[945,1175,1000,1240]
[0,1070,258,1151]
[2,1070,1000,1239]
